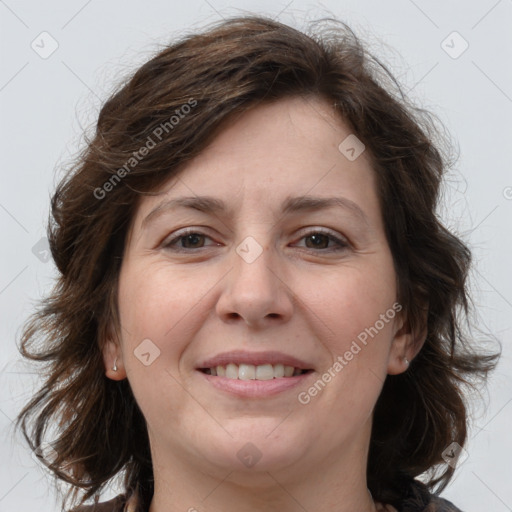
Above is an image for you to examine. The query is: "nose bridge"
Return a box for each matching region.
[235,235,275,290]
[216,233,294,327]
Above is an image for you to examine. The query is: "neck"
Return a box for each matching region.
[149,472,377,512]
[148,421,379,512]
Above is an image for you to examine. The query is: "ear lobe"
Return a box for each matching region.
[102,330,127,381]
[387,305,428,375]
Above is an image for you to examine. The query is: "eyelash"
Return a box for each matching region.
[162,228,350,253]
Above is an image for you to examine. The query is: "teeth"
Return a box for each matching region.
[226,363,238,379]
[207,363,303,380]
[239,363,255,380]
[255,364,274,380]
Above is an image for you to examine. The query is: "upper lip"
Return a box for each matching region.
[198,350,313,370]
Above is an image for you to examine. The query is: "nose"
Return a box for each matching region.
[215,242,294,329]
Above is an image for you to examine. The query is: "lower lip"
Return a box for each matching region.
[197,370,314,398]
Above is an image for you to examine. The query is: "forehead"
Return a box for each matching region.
[133,95,380,224]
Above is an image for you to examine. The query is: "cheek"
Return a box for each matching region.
[116,264,201,418]
[304,259,397,342]
[299,264,398,421]
[116,262,219,381]
[118,262,199,338]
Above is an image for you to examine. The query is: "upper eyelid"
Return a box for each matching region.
[162,227,349,249]
[162,227,216,245]
[294,226,348,242]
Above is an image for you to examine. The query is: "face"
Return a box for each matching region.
[105,96,411,484]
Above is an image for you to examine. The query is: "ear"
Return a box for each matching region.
[387,303,428,375]
[101,324,127,381]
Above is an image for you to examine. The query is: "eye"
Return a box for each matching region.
[294,229,349,252]
[161,228,349,253]
[162,229,218,251]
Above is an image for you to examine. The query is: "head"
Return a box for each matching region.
[18,14,498,509]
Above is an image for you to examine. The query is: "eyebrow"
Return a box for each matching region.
[142,194,369,228]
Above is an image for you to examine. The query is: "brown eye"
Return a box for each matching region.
[179,233,206,249]
[294,230,349,252]
[163,230,218,251]
[304,233,330,249]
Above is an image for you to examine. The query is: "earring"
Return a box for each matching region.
[112,357,118,372]
[404,357,410,366]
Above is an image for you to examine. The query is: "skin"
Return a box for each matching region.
[103,95,425,512]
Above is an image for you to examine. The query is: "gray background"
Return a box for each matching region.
[0,1,511,511]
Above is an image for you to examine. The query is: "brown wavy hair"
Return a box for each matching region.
[17,14,499,510]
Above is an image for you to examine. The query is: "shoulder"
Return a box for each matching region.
[423,494,464,512]
[399,478,464,512]
[70,494,128,512]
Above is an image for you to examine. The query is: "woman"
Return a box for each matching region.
[17,15,499,512]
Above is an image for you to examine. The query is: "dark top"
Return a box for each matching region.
[72,478,463,512]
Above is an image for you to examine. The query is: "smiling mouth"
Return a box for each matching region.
[199,363,313,380]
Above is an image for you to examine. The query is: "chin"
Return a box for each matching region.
[196,424,309,475]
